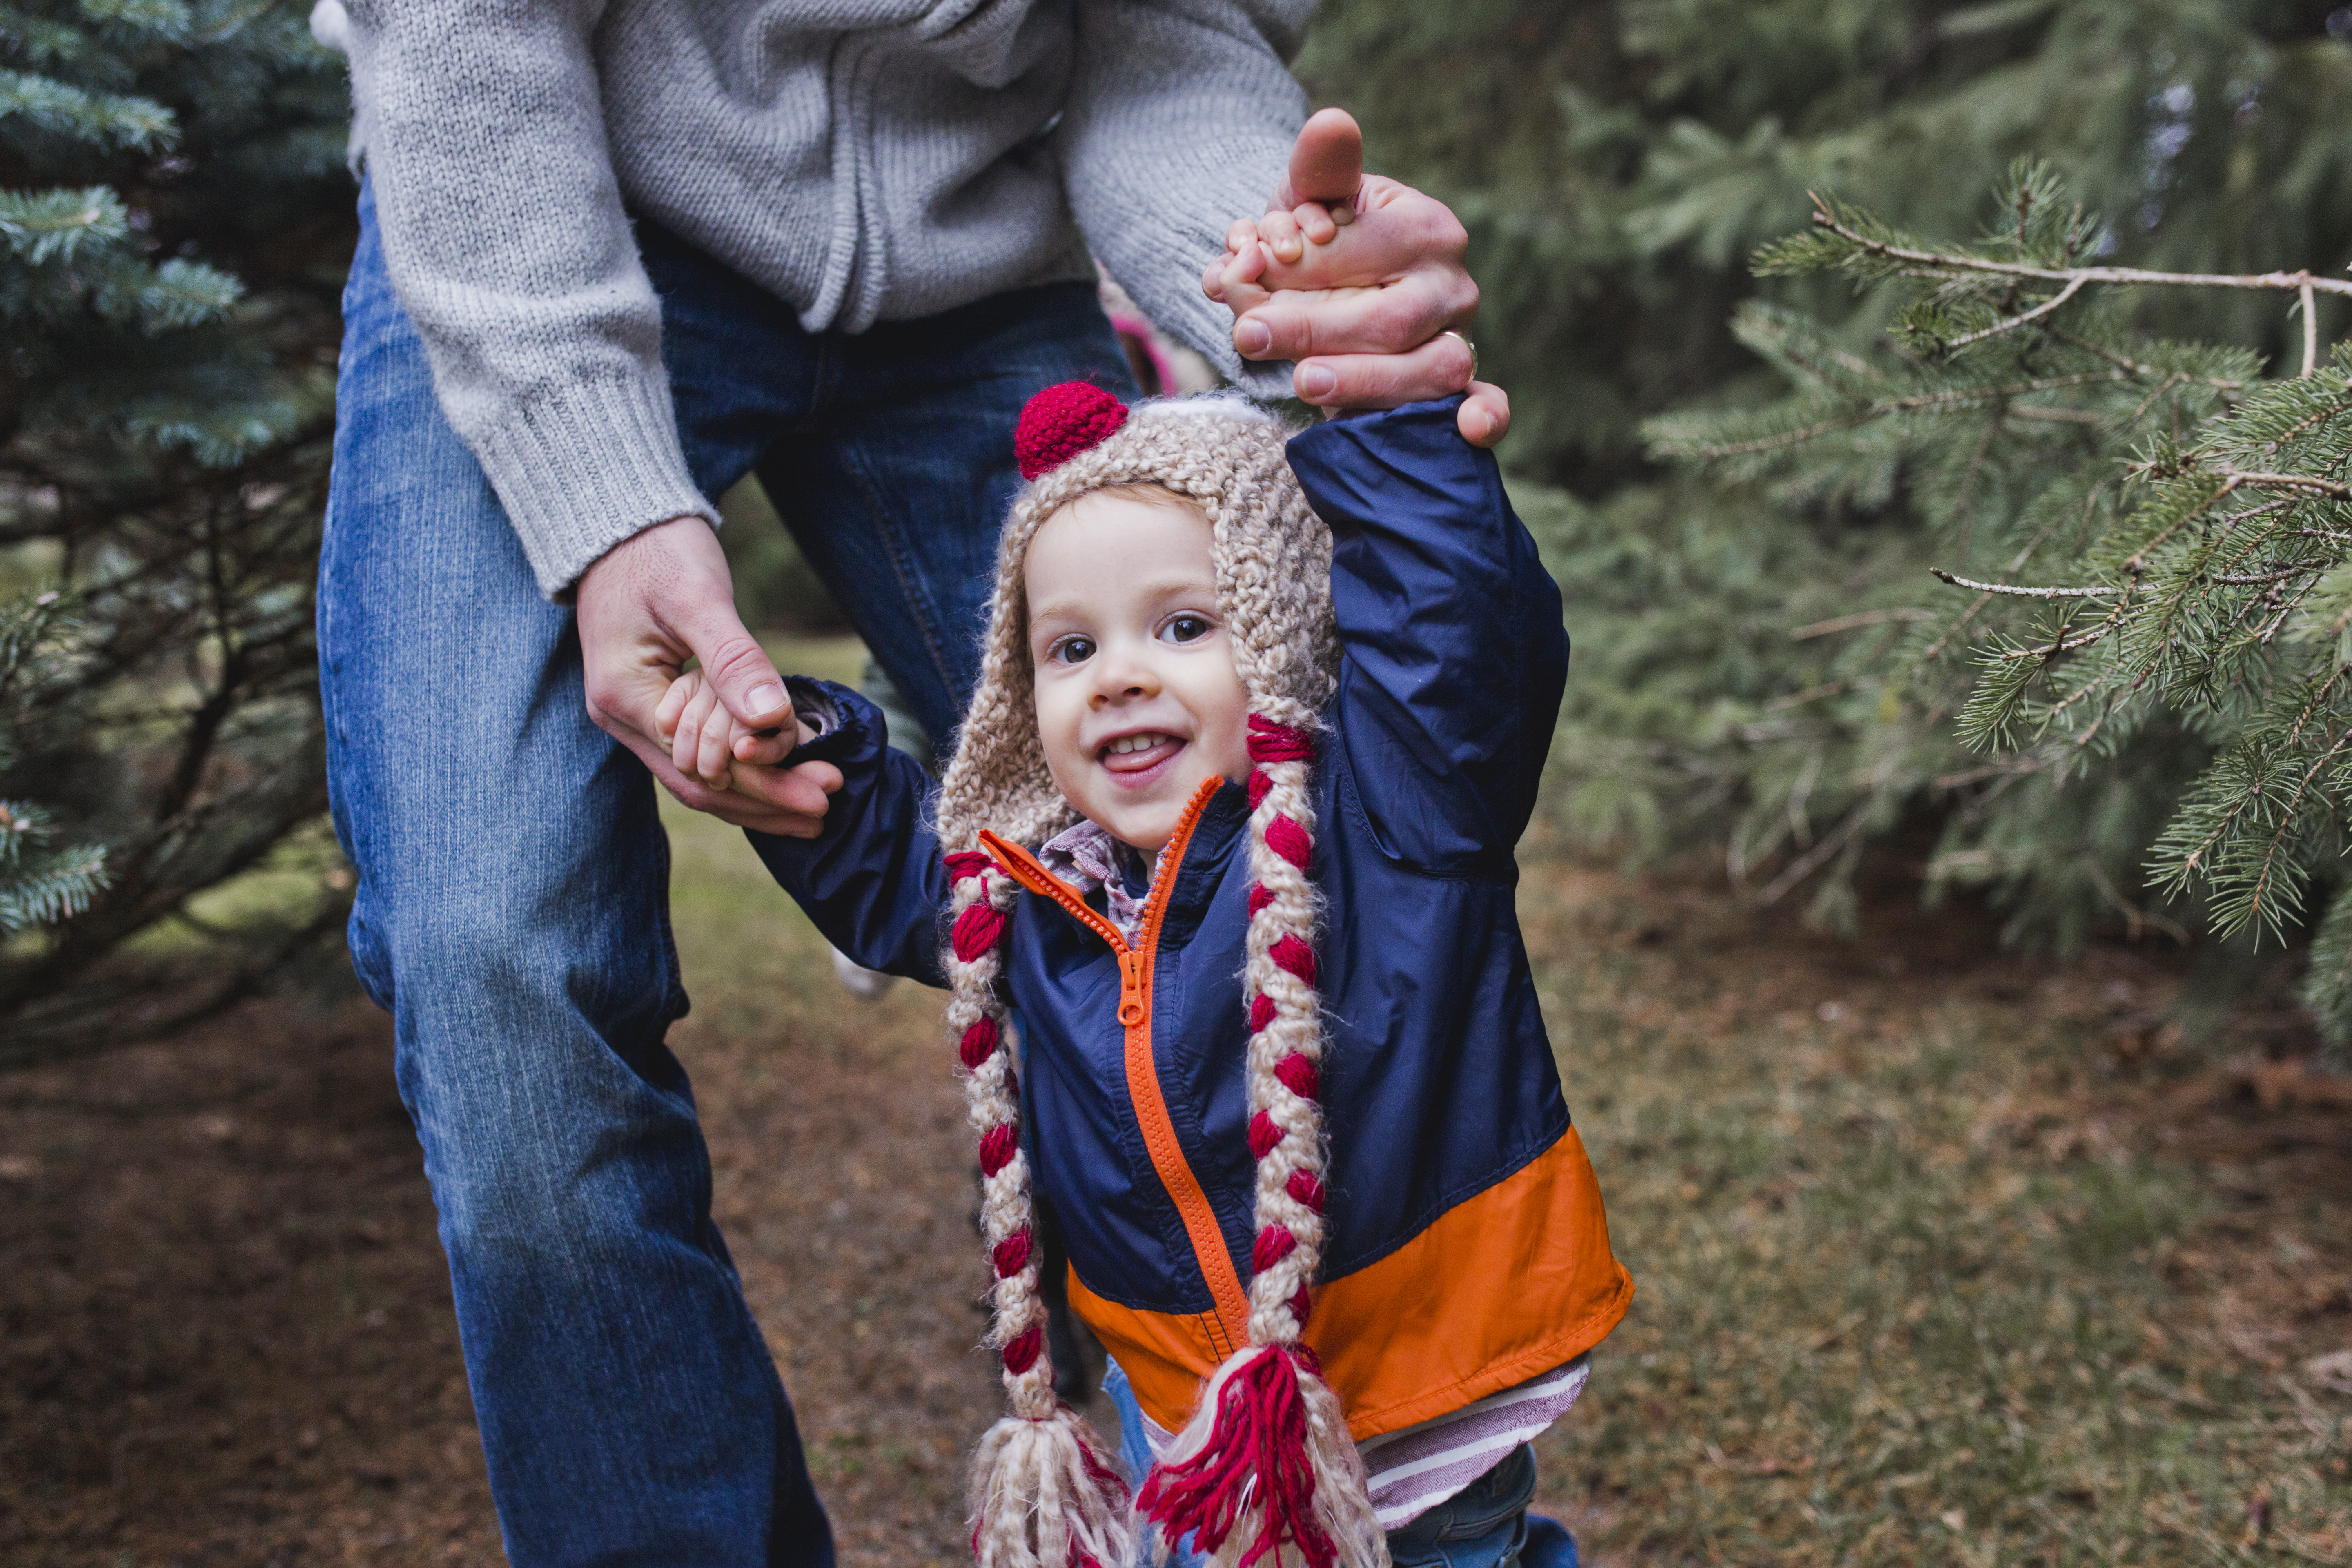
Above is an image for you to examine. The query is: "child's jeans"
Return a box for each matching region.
[1102,1362,1579,1568]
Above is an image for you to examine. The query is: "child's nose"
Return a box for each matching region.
[1089,649,1162,703]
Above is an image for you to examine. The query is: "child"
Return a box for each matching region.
[659,385,1632,1568]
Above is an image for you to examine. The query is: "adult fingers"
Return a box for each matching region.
[1292,332,1477,410]
[1236,269,1470,363]
[686,610,791,733]
[722,757,844,832]
[616,719,835,835]
[1457,381,1512,448]
[1278,107,1364,209]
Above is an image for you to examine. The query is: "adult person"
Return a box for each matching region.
[315,3,1502,1563]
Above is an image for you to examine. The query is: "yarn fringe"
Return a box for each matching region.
[1134,1345,1388,1568]
[968,1403,1134,1568]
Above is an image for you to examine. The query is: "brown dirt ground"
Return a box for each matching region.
[2,853,2347,1566]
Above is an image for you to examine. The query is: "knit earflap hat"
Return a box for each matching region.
[941,383,1387,1568]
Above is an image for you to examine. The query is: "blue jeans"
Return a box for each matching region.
[1100,1364,1579,1568]
[319,180,1135,1567]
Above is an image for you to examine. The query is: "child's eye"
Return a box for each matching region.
[1161,614,1212,645]
[1049,635,1096,664]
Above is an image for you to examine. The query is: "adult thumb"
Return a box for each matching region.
[1283,107,1363,208]
[690,610,792,732]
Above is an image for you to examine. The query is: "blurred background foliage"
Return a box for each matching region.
[1297,0,2352,1042]
[14,0,2352,1050]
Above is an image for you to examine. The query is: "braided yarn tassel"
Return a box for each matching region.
[1134,720,1387,1568]
[946,852,1133,1568]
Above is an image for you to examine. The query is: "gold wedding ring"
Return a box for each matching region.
[1439,328,1478,384]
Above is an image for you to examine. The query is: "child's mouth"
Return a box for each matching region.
[1098,731,1185,783]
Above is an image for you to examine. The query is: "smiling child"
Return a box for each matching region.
[658,385,1630,1568]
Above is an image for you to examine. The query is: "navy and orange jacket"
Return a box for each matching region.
[751,397,1631,1442]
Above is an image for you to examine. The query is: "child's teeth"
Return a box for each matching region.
[1110,734,1167,754]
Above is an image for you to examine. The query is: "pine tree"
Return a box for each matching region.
[1303,2,2352,1041]
[1297,0,2352,491]
[1642,158,2352,1045]
[0,588,104,936]
[0,0,351,1059]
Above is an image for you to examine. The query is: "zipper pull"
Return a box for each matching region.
[1117,950,1146,1027]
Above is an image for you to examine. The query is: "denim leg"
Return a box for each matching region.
[1102,1359,1206,1568]
[320,183,832,1568]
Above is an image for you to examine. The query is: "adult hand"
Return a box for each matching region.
[575,516,842,838]
[1205,107,1510,448]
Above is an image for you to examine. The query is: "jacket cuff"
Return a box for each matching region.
[469,372,720,599]
[779,679,886,774]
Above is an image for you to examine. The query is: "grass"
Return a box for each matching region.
[1513,868,2351,1566]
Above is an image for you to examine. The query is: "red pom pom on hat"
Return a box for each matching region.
[1016,382,1129,481]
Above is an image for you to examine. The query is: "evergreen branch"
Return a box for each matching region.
[1788,608,1939,639]
[1991,622,2116,660]
[2210,566,2320,586]
[1671,374,2122,459]
[2211,467,2352,499]
[1806,197,2352,299]
[2256,570,2326,646]
[1943,273,2089,349]
[2053,331,2241,390]
[2235,728,2351,938]
[1930,569,2115,598]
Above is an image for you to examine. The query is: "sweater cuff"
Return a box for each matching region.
[1089,137,1300,403]
[470,373,720,599]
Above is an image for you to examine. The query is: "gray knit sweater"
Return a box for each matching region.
[334,0,1313,596]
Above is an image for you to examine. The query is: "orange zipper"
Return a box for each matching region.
[979,776,1251,1352]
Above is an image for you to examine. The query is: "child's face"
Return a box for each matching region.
[1025,488,1251,854]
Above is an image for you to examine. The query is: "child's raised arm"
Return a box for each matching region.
[1285,397,1568,874]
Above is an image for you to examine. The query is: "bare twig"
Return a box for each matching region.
[2210,565,2321,586]
[1809,202,2352,298]
[2303,278,2320,379]
[1755,801,1872,906]
[2215,467,2352,498]
[2005,405,2104,427]
[1930,568,2115,598]
[1945,273,2090,349]
[2085,858,2192,944]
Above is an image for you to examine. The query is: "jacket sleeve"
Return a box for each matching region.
[343,0,717,598]
[1284,398,1569,875]
[1054,0,1314,401]
[746,682,952,988]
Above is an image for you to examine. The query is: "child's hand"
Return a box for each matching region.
[1202,107,1510,448]
[656,669,814,791]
